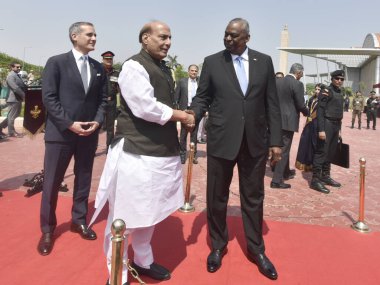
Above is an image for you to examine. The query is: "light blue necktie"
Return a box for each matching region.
[235,56,248,94]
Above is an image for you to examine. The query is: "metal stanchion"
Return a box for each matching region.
[351,157,370,233]
[110,219,126,285]
[179,142,195,213]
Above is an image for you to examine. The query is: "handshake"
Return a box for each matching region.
[182,109,196,132]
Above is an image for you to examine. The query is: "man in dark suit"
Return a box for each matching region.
[175,64,199,164]
[190,18,282,280]
[37,22,107,256]
[271,63,308,189]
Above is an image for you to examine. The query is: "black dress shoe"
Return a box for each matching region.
[70,223,97,240]
[131,262,171,281]
[37,233,54,256]
[320,176,341,187]
[310,179,330,194]
[248,252,278,280]
[207,247,227,273]
[270,182,291,189]
[197,139,206,144]
[193,157,198,164]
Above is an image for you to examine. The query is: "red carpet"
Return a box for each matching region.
[0,190,379,285]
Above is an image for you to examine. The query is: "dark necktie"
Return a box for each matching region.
[80,56,88,93]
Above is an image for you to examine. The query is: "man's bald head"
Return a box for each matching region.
[139,21,172,60]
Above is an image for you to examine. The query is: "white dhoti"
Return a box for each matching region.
[91,138,184,283]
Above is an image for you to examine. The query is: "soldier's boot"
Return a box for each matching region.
[351,121,354,129]
[310,171,330,194]
[320,164,341,187]
[367,122,370,129]
[358,123,361,130]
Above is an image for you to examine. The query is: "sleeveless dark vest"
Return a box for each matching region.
[325,84,344,120]
[114,49,179,157]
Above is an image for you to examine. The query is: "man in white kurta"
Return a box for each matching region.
[91,21,195,285]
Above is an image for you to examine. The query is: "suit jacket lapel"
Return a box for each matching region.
[88,57,97,94]
[221,50,244,96]
[246,49,257,96]
[67,51,86,94]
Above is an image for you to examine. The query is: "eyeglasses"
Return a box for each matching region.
[14,66,21,69]
[334,77,345,81]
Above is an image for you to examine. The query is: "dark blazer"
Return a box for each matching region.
[276,74,307,132]
[42,51,108,142]
[191,48,282,160]
[175,77,198,111]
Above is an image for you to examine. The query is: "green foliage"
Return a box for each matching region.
[0,52,43,83]
[306,83,316,96]
[173,64,188,82]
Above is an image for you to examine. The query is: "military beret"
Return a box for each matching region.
[330,69,345,77]
[370,90,376,94]
[101,51,115,58]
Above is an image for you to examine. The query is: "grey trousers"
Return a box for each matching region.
[0,101,22,135]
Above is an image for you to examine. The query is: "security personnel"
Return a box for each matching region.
[366,91,379,130]
[351,91,364,129]
[101,51,120,149]
[310,70,344,194]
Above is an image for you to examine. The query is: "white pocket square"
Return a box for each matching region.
[96,73,101,77]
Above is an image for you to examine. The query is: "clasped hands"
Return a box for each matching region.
[69,121,99,136]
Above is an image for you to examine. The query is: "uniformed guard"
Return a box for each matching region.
[101,51,120,149]
[366,90,379,130]
[310,70,345,194]
[351,91,364,129]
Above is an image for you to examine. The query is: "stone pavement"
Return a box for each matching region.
[0,111,379,231]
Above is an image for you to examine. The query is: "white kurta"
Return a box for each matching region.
[90,59,184,229]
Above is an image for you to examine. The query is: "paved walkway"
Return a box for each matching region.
[1,111,379,231]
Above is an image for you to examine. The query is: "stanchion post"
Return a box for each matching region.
[110,219,126,285]
[351,157,370,233]
[179,142,195,213]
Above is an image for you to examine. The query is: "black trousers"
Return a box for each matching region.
[313,119,340,174]
[207,135,267,255]
[40,136,97,233]
[272,130,294,183]
[104,101,117,147]
[367,109,377,128]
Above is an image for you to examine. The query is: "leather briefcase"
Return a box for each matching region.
[331,137,350,168]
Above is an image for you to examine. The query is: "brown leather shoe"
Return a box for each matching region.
[37,233,54,256]
[70,223,97,240]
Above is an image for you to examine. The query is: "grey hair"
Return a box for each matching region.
[289,63,304,74]
[228,18,250,35]
[69,22,94,43]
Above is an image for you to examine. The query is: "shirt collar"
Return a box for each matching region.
[230,48,249,61]
[72,48,88,61]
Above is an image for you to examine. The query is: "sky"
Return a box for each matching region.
[1,0,379,84]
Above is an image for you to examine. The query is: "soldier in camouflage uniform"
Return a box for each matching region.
[351,91,364,129]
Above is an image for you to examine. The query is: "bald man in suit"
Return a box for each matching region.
[190,18,282,280]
